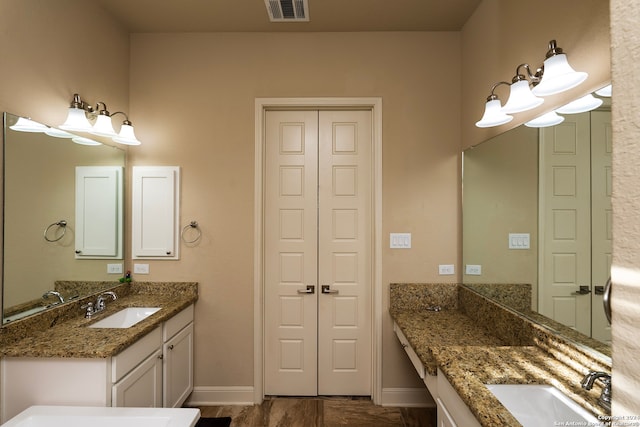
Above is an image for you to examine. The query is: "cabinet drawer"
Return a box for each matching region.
[393,322,425,379]
[163,305,194,341]
[112,326,162,382]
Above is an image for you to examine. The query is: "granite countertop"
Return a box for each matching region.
[0,283,198,359]
[391,308,607,427]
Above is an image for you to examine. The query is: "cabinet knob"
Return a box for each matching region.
[75,250,82,254]
[158,354,164,360]
[168,345,174,350]
[166,251,172,255]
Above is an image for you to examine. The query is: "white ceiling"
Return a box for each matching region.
[95,0,482,33]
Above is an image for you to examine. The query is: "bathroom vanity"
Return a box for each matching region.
[0,282,197,423]
[390,283,611,427]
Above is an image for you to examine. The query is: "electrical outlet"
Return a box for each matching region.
[438,264,455,275]
[134,263,149,274]
[107,263,123,274]
[465,264,482,275]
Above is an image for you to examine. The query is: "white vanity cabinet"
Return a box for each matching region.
[0,304,195,423]
[393,321,481,427]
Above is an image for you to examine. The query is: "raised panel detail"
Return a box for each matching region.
[332,209,357,240]
[553,125,577,154]
[333,166,357,196]
[280,253,304,283]
[552,297,577,328]
[552,167,577,196]
[280,123,305,154]
[280,340,304,370]
[280,296,304,327]
[552,253,577,283]
[280,209,304,240]
[333,123,357,154]
[332,340,357,370]
[552,210,577,240]
[333,253,357,283]
[280,166,304,196]
[334,297,358,327]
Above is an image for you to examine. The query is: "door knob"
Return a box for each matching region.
[297,285,315,294]
[574,285,592,295]
[322,285,339,294]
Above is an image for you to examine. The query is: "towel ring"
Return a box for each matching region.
[181,221,202,244]
[44,220,67,242]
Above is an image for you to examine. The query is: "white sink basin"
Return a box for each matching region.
[0,406,200,427]
[486,384,598,427]
[88,307,161,328]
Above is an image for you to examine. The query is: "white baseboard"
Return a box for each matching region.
[185,386,256,406]
[379,387,434,407]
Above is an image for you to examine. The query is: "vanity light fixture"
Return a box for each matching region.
[476,40,588,128]
[475,82,514,128]
[9,117,49,132]
[556,93,603,114]
[524,111,564,128]
[595,84,612,97]
[59,93,142,145]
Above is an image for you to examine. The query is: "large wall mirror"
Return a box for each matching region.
[2,112,125,324]
[462,90,612,359]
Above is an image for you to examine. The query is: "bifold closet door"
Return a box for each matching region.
[264,109,372,396]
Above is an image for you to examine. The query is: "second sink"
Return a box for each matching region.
[88,307,161,329]
[485,384,598,427]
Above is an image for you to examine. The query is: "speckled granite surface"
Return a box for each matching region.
[0,282,197,358]
[389,283,609,427]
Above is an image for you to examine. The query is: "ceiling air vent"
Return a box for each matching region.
[265,0,309,22]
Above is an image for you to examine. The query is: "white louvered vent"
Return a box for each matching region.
[265,0,309,22]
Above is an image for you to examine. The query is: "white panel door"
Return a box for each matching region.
[590,110,612,343]
[264,110,372,396]
[539,114,592,335]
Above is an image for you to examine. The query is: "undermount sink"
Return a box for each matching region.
[485,384,598,427]
[0,405,200,427]
[88,307,161,328]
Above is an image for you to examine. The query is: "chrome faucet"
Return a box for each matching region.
[581,371,611,412]
[42,290,64,304]
[82,291,118,318]
[96,291,117,311]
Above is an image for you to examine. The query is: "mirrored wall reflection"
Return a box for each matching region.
[2,113,125,324]
[462,97,612,356]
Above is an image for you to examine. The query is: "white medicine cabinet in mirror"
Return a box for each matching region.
[462,89,612,358]
[2,112,125,325]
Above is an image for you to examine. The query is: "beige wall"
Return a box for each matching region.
[461,0,610,149]
[128,31,462,391]
[610,0,640,416]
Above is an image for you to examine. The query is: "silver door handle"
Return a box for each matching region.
[322,285,339,294]
[297,285,315,294]
[573,285,592,295]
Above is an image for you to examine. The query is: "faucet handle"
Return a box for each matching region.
[81,302,95,318]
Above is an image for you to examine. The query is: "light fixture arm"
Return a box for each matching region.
[110,111,132,125]
[485,81,511,101]
[513,63,543,85]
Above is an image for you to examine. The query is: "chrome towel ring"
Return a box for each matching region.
[181,221,202,244]
[44,220,67,242]
[603,276,612,324]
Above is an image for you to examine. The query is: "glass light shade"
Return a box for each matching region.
[596,84,612,97]
[524,111,565,128]
[60,107,92,132]
[113,123,142,145]
[90,114,117,137]
[72,136,102,146]
[531,54,588,96]
[9,117,48,132]
[475,99,513,128]
[502,80,544,114]
[556,94,603,114]
[44,128,74,139]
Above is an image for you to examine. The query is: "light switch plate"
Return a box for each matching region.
[465,264,482,275]
[134,263,150,274]
[390,233,411,249]
[439,264,455,275]
[107,263,123,274]
[509,233,530,249]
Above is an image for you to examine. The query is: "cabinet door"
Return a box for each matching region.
[163,323,194,407]
[437,398,457,427]
[132,166,180,259]
[113,349,163,407]
[75,166,123,258]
